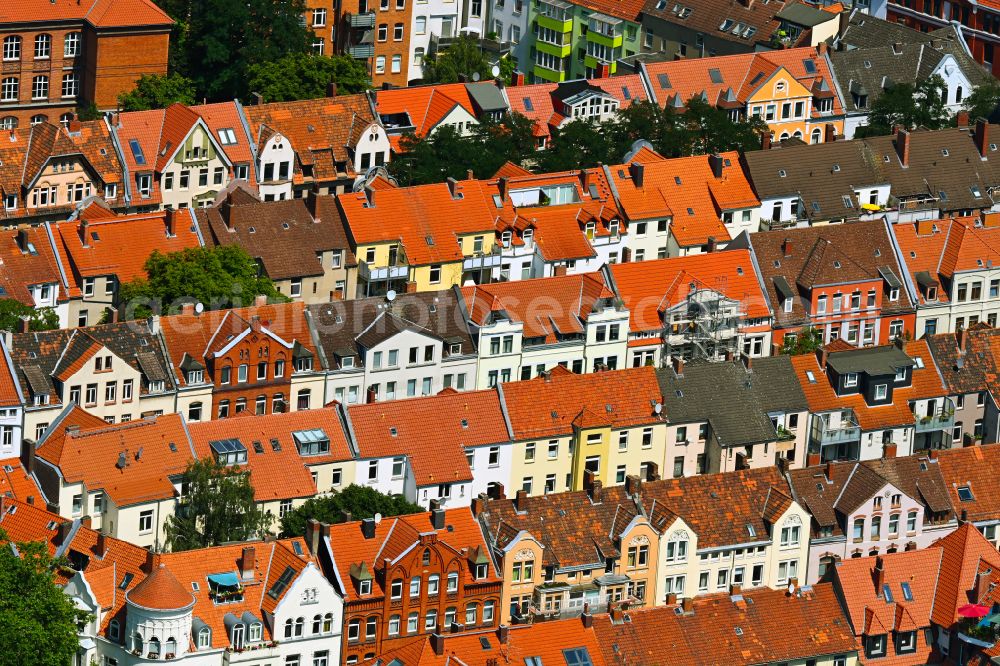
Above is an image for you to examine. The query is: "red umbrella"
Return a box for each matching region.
[958,604,991,619]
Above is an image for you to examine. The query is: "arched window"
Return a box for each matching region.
[465,603,478,625]
[422,548,431,566]
[133,633,143,653]
[188,401,202,421]
[297,388,311,411]
[348,618,360,641]
[231,623,244,649]
[284,617,294,638]
[294,616,304,637]
[323,612,333,633]
[2,36,20,61]
[148,637,161,657]
[793,130,803,139]
[0,116,16,130]
[197,627,211,648]
[811,128,822,144]
[312,614,322,634]
[108,619,120,640]
[956,85,964,104]
[164,637,177,657]
[779,132,790,141]
[63,32,80,57]
[59,113,73,126]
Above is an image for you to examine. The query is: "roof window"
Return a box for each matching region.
[957,486,974,502]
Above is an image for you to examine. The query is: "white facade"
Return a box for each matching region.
[352,122,392,177]
[486,0,530,68]
[409,1,465,82]
[257,133,296,202]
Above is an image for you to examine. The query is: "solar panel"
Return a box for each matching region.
[128,139,146,166]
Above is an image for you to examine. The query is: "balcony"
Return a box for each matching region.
[358,261,409,282]
[429,33,512,58]
[915,398,956,433]
[349,11,376,28]
[348,43,374,58]
[958,617,999,649]
[463,249,502,271]
[536,0,574,32]
[810,411,861,446]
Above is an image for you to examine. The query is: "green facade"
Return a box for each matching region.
[524,0,642,83]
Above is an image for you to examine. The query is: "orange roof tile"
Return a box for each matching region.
[190,102,256,173]
[0,0,171,29]
[126,560,195,610]
[609,250,770,332]
[0,458,41,502]
[936,445,1000,523]
[931,523,1000,627]
[501,366,663,440]
[347,389,508,487]
[375,83,478,140]
[0,227,65,306]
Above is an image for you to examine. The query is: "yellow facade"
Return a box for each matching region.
[746,68,844,143]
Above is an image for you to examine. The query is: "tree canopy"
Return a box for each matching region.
[780,327,824,355]
[118,245,288,318]
[118,73,197,111]
[963,80,1000,123]
[279,484,423,537]
[0,299,59,333]
[154,0,312,101]
[166,457,273,551]
[421,34,494,84]
[0,529,91,666]
[247,53,370,102]
[855,76,951,138]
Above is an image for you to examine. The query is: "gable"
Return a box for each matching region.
[429,105,478,133]
[747,68,811,102]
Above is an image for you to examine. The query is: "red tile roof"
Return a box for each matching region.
[375,83,479,143]
[0,458,42,502]
[189,102,255,170]
[500,366,663,440]
[931,523,1000,627]
[0,227,66,306]
[126,560,194,610]
[609,249,770,333]
[347,389,508,487]
[936,445,1000,523]
[0,0,172,28]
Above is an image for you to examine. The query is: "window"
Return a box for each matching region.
[61,73,78,98]
[853,518,864,541]
[0,77,17,101]
[2,37,20,61]
[139,510,153,534]
[375,56,385,73]
[32,76,48,100]
[34,34,51,59]
[64,33,80,57]
[393,23,404,40]
[958,486,974,502]
[391,54,401,73]
[870,515,881,539]
[447,572,459,592]
[388,615,400,636]
[416,16,427,33]
[874,384,887,400]
[312,7,327,25]
[429,264,441,284]
[780,524,800,547]
[390,579,402,599]
[409,576,420,597]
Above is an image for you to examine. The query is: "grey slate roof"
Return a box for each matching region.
[655,356,807,448]
[776,2,834,28]
[825,345,913,375]
[465,82,508,114]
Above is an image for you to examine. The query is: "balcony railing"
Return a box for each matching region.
[810,411,861,446]
[915,398,956,433]
[348,43,375,58]
[349,11,376,27]
[463,250,502,270]
[358,261,408,282]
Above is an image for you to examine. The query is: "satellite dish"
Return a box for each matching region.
[195,302,204,314]
[491,64,501,78]
[654,402,663,415]
[385,289,397,302]
[374,512,383,524]
[787,583,795,595]
[472,71,481,82]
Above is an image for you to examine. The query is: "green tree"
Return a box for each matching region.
[856,75,950,137]
[963,81,1000,123]
[0,529,91,666]
[536,118,617,172]
[683,95,771,156]
[421,34,493,84]
[166,457,273,551]
[118,245,288,319]
[76,101,101,121]
[247,53,370,102]
[780,327,824,355]
[279,484,423,537]
[155,0,311,101]
[118,73,197,111]
[0,299,59,333]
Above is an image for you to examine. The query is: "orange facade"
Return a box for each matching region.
[209,326,296,420]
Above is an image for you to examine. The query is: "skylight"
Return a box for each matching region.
[883,584,894,603]
[218,128,237,145]
[128,139,146,166]
[709,68,723,84]
[523,98,534,112]
[901,581,913,601]
[803,59,817,74]
[958,486,974,502]
[268,566,296,599]
[563,648,594,666]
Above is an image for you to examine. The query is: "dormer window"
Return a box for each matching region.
[783,297,793,312]
[294,356,313,373]
[844,372,858,388]
[874,384,888,400]
[894,367,906,382]
[523,228,533,244]
[359,579,372,595]
[210,438,248,466]
[866,634,886,658]
[475,563,488,579]
[187,369,204,384]
[501,230,512,247]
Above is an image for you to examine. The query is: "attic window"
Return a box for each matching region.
[282,222,290,229]
[192,582,200,591]
[883,155,891,163]
[720,18,734,31]
[883,584,894,603]
[675,389,683,397]
[939,191,948,202]
[461,419,469,428]
[253,440,264,454]
[957,486,974,502]
[991,143,998,151]
[901,581,914,601]
[119,573,134,590]
[267,566,295,599]
[248,226,256,233]
[803,59,817,74]
[270,438,282,452]
[735,627,744,636]
[832,164,841,172]
[913,356,924,369]
[292,541,304,556]
[778,169,786,178]
[833,260,842,268]
[390,427,398,436]
[686,207,694,215]
[874,248,881,257]
[971,185,983,198]
[168,442,177,452]
[46,520,57,529]
[863,60,871,68]
[674,176,682,185]
[523,98,534,111]
[941,148,949,157]
[480,637,491,650]
[737,267,743,275]
[746,523,756,537]
[841,196,853,209]
[805,370,816,383]
[709,68,723,84]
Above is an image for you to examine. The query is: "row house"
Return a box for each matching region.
[925,326,1000,444]
[307,289,477,405]
[656,355,810,475]
[887,0,1000,77]
[322,508,502,664]
[488,167,628,280]
[791,340,952,464]
[594,584,860,666]
[784,454,956,583]
[892,214,1000,338]
[936,444,1000,549]
[0,226,69,324]
[28,406,189,549]
[0,0,171,128]
[505,75,650,149]
[474,477,663,623]
[195,184,359,303]
[606,151,761,257]
[243,95,389,198]
[375,83,483,151]
[337,178,497,296]
[344,388,511,509]
[641,46,847,144]
[741,219,915,351]
[460,272,629,387]
[0,496,343,666]
[50,201,200,328]
[156,301,324,424]
[338,0,410,87]
[0,336,24,460]
[113,103,233,211]
[606,249,772,366]
[9,318,176,441]
[189,101,259,191]
[0,119,127,226]
[498,365,667,496]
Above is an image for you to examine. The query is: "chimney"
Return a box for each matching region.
[883,442,897,459]
[644,461,659,482]
[730,583,742,596]
[629,162,645,188]
[467,169,475,180]
[95,532,107,557]
[976,119,990,158]
[708,153,724,179]
[430,633,445,656]
[665,592,678,605]
[515,489,529,512]
[19,317,29,334]
[366,387,376,403]
[706,236,718,253]
[327,82,338,97]
[164,208,177,237]
[672,355,684,376]
[446,177,460,199]
[807,452,822,467]
[553,264,568,277]
[681,597,694,614]
[817,41,829,55]
[306,186,321,221]
[79,219,90,248]
[430,501,446,530]
[15,229,29,254]
[895,129,911,167]
[254,294,268,307]
[817,346,829,370]
[580,168,590,192]
[240,546,256,580]
[975,568,993,602]
[498,176,509,201]
[361,517,377,539]
[761,131,771,151]
[957,110,970,128]
[610,606,624,623]
[581,610,593,628]
[80,515,91,529]
[488,483,506,500]
[584,469,602,503]
[874,556,886,592]
[625,474,642,496]
[181,303,195,316]
[782,237,793,256]
[740,352,752,372]
[364,184,375,208]
[339,509,353,523]
[497,625,509,644]
[824,123,836,143]
[961,508,968,523]
[471,495,486,517]
[55,521,73,546]
[20,440,34,476]
[307,519,322,553]
[838,8,850,38]
[777,455,790,474]
[957,325,969,352]
[825,460,835,481]
[109,308,119,324]
[929,449,939,460]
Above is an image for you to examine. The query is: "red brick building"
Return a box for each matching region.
[324,507,502,665]
[0,0,172,129]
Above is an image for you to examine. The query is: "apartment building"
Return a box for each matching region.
[893,215,1000,338]
[785,454,956,583]
[0,0,172,128]
[157,301,325,423]
[925,326,1000,444]
[642,46,847,144]
[791,340,952,464]
[656,355,809,474]
[0,337,23,460]
[460,272,629,387]
[499,366,667,495]
[323,508,502,664]
[9,319,176,440]
[195,185,359,303]
[475,478,662,623]
[607,250,772,367]
[0,119,127,226]
[887,0,1000,76]
[345,388,511,508]
[743,220,915,351]
[188,100,258,190]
